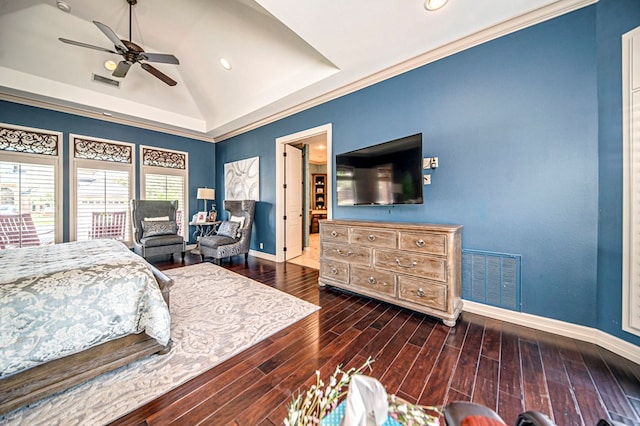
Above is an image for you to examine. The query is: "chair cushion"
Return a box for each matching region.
[229,215,245,229]
[140,234,184,247]
[216,220,240,239]
[199,234,238,248]
[142,220,178,238]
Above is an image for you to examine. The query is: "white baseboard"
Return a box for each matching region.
[249,249,276,262]
[463,301,640,365]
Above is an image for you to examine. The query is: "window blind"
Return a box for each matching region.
[144,173,186,236]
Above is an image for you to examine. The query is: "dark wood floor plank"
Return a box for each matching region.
[104,254,640,426]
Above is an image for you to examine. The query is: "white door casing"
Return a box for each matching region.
[275,123,332,263]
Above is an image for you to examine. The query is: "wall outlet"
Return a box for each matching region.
[430,157,438,168]
[259,242,264,249]
[423,174,431,185]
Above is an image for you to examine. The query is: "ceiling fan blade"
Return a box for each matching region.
[59,37,118,54]
[113,61,132,78]
[141,53,180,65]
[141,63,177,86]
[93,21,128,53]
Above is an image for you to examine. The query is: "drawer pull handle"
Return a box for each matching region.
[336,249,353,257]
[331,230,338,237]
[416,288,426,297]
[331,267,338,275]
[416,239,426,247]
[368,234,376,241]
[368,277,377,285]
[395,258,417,269]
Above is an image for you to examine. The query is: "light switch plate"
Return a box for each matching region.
[423,174,431,185]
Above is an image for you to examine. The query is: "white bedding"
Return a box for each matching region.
[0,240,171,377]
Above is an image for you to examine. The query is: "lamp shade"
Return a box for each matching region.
[197,187,215,200]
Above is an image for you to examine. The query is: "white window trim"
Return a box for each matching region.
[69,134,136,243]
[622,26,640,337]
[139,145,189,234]
[0,123,63,245]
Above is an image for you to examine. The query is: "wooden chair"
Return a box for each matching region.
[88,211,127,240]
[0,213,41,249]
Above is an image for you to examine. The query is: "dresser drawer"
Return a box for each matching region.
[374,249,447,282]
[398,276,447,311]
[399,232,447,256]
[350,266,396,297]
[321,224,349,243]
[320,260,349,284]
[322,242,371,266]
[350,227,396,248]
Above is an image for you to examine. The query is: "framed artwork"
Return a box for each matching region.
[224,156,259,201]
[196,211,207,223]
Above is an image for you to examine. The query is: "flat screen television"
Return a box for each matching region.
[336,133,423,206]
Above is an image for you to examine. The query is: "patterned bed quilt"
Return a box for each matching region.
[0,240,171,377]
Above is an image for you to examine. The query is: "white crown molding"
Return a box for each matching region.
[215,0,596,142]
[0,93,215,144]
[463,301,640,365]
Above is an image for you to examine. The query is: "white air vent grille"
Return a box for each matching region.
[92,74,120,88]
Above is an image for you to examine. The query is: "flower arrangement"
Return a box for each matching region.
[283,357,441,425]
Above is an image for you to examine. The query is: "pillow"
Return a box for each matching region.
[461,416,507,426]
[143,216,170,221]
[216,220,240,239]
[141,220,178,238]
[229,215,245,229]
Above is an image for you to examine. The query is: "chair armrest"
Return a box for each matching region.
[516,411,557,426]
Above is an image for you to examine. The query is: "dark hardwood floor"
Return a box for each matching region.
[112,254,640,426]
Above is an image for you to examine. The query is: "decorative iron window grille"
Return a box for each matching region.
[0,124,59,156]
[142,147,186,169]
[74,137,132,163]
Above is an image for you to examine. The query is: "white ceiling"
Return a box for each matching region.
[0,0,591,142]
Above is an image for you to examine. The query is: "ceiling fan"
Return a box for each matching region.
[59,0,180,86]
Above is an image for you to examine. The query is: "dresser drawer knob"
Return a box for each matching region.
[331,267,338,275]
[331,230,338,237]
[395,258,417,269]
[368,277,377,285]
[416,239,426,248]
[416,288,426,297]
[336,249,353,257]
[367,234,376,241]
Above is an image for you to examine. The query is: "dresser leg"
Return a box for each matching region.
[443,319,456,327]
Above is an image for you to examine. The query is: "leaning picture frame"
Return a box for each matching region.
[196,211,207,223]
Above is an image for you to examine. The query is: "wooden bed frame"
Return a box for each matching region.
[0,264,173,415]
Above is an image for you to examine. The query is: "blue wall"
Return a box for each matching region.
[217,2,640,345]
[0,100,216,244]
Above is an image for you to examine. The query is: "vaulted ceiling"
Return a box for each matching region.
[0,0,591,142]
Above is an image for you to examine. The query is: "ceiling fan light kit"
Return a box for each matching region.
[59,0,179,86]
[424,0,449,11]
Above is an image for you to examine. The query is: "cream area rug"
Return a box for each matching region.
[1,262,320,425]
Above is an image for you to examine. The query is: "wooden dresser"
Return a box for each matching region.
[319,220,463,326]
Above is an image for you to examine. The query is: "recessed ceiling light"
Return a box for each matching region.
[219,57,232,70]
[104,60,117,71]
[56,1,71,13]
[424,0,448,11]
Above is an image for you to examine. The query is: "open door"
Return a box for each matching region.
[284,144,303,260]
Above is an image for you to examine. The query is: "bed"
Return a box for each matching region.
[0,239,173,415]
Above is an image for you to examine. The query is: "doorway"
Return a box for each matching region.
[274,123,332,264]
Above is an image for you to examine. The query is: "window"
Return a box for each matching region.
[0,124,62,249]
[70,135,134,243]
[140,146,188,236]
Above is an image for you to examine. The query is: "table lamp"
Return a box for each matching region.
[197,187,215,217]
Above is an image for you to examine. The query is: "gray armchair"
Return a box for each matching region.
[130,200,185,260]
[199,199,255,264]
